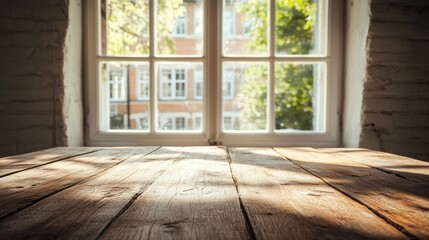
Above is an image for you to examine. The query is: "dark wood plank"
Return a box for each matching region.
[0,147,157,220]
[275,147,429,240]
[99,147,249,240]
[229,147,407,240]
[0,147,181,240]
[0,147,101,177]
[320,148,429,184]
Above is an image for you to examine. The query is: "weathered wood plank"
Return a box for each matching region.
[275,147,429,240]
[229,147,407,240]
[0,147,157,220]
[0,147,182,240]
[99,147,249,240]
[0,147,101,177]
[320,148,429,183]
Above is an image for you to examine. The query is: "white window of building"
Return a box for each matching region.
[194,69,203,99]
[137,65,149,100]
[158,113,189,131]
[109,66,127,101]
[223,8,235,36]
[223,68,234,100]
[159,68,187,100]
[139,117,149,130]
[173,14,186,36]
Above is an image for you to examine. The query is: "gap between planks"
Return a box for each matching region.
[0,147,160,222]
[225,148,257,240]
[274,147,424,240]
[229,147,408,239]
[0,147,103,178]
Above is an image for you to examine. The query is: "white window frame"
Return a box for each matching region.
[136,65,150,100]
[159,67,187,100]
[222,68,234,100]
[172,13,187,36]
[192,112,203,131]
[223,7,235,37]
[84,0,343,147]
[194,68,203,99]
[108,65,127,101]
[158,112,190,131]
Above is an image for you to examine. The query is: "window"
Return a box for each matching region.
[138,117,149,130]
[224,117,233,130]
[223,8,235,36]
[173,14,186,36]
[159,67,187,100]
[86,0,342,146]
[222,68,234,100]
[108,65,127,101]
[158,113,189,131]
[194,69,203,99]
[137,66,149,100]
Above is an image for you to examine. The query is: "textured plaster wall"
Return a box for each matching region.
[342,0,370,148]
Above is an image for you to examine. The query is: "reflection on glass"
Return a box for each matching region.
[222,62,268,131]
[156,62,204,131]
[275,63,324,131]
[100,62,150,130]
[101,0,150,56]
[223,0,269,56]
[275,0,324,55]
[156,0,204,56]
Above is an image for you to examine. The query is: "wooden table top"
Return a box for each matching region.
[0,147,428,240]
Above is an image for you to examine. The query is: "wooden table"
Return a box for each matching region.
[0,147,428,239]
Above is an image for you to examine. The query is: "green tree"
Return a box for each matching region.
[104,0,185,55]
[239,0,317,130]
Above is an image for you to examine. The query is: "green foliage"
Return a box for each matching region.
[238,65,268,130]
[106,0,185,55]
[274,64,314,130]
[239,0,317,130]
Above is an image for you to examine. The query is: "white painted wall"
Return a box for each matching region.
[63,0,83,146]
[342,0,370,147]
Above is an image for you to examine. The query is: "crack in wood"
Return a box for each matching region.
[273,148,420,240]
[226,148,256,240]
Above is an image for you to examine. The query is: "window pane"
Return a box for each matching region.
[274,63,324,131]
[101,0,149,56]
[275,0,325,55]
[101,62,150,130]
[222,62,268,131]
[156,0,204,56]
[223,0,269,56]
[156,62,203,131]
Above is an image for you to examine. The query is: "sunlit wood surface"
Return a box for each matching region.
[0,147,428,240]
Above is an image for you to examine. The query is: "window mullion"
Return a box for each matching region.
[268,0,275,133]
[149,0,155,134]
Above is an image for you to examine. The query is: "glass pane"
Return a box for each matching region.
[156,62,203,131]
[274,63,324,131]
[222,62,268,131]
[275,0,325,55]
[223,0,269,56]
[156,0,204,56]
[101,62,150,130]
[101,0,149,56]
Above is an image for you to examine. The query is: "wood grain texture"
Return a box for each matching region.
[99,147,249,240]
[0,147,155,220]
[320,148,429,184]
[0,147,101,177]
[0,147,183,240]
[275,147,429,240]
[229,148,407,240]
